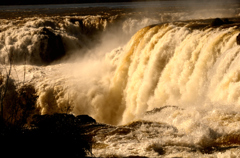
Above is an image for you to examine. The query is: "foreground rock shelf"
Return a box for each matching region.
[0,114,97,157]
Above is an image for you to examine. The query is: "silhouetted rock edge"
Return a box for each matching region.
[0,114,95,157]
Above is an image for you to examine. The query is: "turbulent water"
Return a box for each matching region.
[1,1,240,157]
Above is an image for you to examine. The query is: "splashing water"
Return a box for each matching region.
[1,2,240,156]
[4,18,240,125]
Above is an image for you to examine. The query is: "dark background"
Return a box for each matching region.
[0,0,163,5]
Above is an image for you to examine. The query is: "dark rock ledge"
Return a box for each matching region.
[0,114,96,157]
[237,33,240,45]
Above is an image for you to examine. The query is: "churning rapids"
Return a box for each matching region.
[1,1,240,157]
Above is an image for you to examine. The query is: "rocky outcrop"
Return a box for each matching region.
[211,18,225,26]
[31,113,96,128]
[39,27,65,64]
[1,114,96,157]
[211,18,233,27]
[237,33,240,45]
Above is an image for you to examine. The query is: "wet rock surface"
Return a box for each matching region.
[2,113,240,157]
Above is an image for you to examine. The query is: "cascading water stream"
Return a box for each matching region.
[2,17,239,126]
[1,2,240,156]
[92,23,240,125]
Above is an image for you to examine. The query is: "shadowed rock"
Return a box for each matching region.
[211,18,225,26]
[211,18,233,27]
[1,114,96,157]
[39,27,65,64]
[31,113,96,129]
[237,33,240,45]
